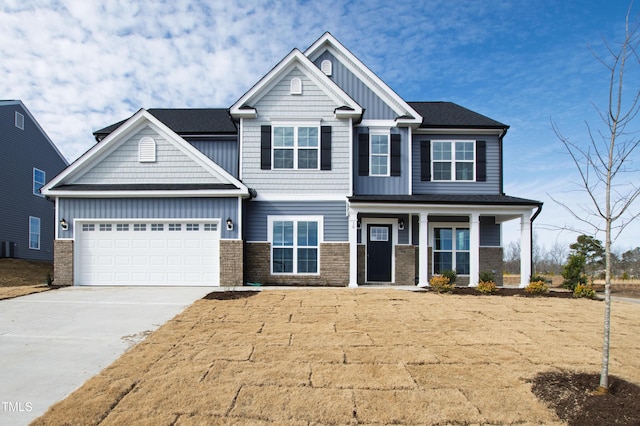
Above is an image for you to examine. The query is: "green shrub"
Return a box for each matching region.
[430,275,454,293]
[476,280,497,294]
[46,272,52,286]
[573,284,596,299]
[530,273,551,284]
[441,269,457,284]
[525,280,549,295]
[479,271,495,283]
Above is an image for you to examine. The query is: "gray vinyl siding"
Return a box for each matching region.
[188,138,238,178]
[244,200,348,242]
[58,197,240,239]
[313,51,396,120]
[354,127,410,195]
[0,103,67,261]
[241,67,351,195]
[73,126,224,185]
[411,135,501,194]
[410,215,500,247]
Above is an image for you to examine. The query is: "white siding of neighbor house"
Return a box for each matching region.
[241,67,351,195]
[72,126,224,185]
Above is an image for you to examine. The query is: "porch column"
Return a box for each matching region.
[348,209,359,288]
[469,213,480,287]
[520,214,532,287]
[417,212,429,287]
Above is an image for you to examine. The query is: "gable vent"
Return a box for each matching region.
[290,77,302,95]
[138,137,156,162]
[321,59,332,76]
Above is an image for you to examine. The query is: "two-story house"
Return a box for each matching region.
[43,33,541,287]
[0,100,68,261]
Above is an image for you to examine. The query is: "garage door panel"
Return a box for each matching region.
[76,220,220,286]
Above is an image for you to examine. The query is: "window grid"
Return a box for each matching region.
[99,224,112,232]
[116,224,129,231]
[151,224,164,231]
[273,126,319,170]
[186,223,199,231]
[433,227,470,275]
[432,141,475,181]
[271,219,319,274]
[82,224,95,232]
[134,224,146,231]
[204,223,217,231]
[168,223,182,231]
[370,134,389,176]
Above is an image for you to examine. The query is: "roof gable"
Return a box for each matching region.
[43,109,248,197]
[304,33,422,127]
[230,49,362,119]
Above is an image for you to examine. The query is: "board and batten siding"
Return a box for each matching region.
[354,127,410,195]
[0,103,67,261]
[244,200,348,242]
[58,197,240,239]
[72,126,224,185]
[241,67,351,195]
[188,138,238,178]
[313,51,397,120]
[411,135,501,195]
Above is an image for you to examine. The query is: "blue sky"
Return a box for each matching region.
[1,0,639,252]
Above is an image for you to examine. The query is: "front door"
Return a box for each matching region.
[367,224,392,282]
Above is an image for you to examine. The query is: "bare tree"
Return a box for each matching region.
[551,6,640,392]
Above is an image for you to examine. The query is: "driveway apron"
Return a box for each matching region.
[0,286,213,426]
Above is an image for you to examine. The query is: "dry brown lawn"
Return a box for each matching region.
[0,259,53,299]
[32,289,640,425]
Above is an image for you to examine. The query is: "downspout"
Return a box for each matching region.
[529,203,543,276]
[499,127,508,195]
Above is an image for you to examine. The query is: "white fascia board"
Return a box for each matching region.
[304,34,422,125]
[348,202,536,216]
[43,189,250,198]
[230,49,362,118]
[253,193,348,202]
[413,127,505,136]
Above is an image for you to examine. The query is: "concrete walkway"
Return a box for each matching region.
[0,286,214,426]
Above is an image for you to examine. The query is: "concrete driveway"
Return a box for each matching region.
[0,286,214,425]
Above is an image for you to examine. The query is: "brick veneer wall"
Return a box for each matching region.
[395,245,416,285]
[357,244,365,284]
[54,240,74,286]
[219,239,243,286]
[245,242,349,286]
[479,247,504,286]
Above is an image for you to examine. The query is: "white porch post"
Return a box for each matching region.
[348,209,359,288]
[469,213,480,287]
[520,214,532,288]
[417,212,429,287]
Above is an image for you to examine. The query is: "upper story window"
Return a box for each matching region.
[15,111,24,129]
[33,168,45,197]
[273,125,319,169]
[138,137,156,163]
[432,141,475,181]
[370,132,390,176]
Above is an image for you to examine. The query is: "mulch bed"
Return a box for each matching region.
[531,372,640,426]
[428,287,576,298]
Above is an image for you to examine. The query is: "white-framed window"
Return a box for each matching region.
[168,223,181,231]
[133,223,146,231]
[138,137,156,162]
[99,224,112,232]
[82,223,95,232]
[29,216,40,250]
[268,216,322,274]
[370,131,390,176]
[117,224,129,231]
[186,223,199,231]
[33,168,45,197]
[432,226,470,275]
[15,111,24,130]
[273,124,319,169]
[151,223,164,231]
[432,141,475,181]
[204,223,217,231]
[369,226,389,241]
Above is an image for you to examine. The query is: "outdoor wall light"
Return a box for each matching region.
[226,218,233,231]
[60,218,68,230]
[398,219,405,231]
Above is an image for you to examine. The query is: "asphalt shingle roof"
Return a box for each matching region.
[408,102,508,129]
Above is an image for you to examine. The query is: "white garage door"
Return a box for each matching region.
[75,220,220,286]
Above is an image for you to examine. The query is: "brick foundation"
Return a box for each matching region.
[245,242,349,286]
[219,239,243,286]
[54,240,74,286]
[395,245,416,285]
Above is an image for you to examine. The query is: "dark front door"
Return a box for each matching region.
[367,224,392,282]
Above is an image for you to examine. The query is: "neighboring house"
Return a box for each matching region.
[0,100,68,261]
[43,33,541,287]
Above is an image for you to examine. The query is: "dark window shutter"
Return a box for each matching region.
[358,132,369,176]
[260,125,271,170]
[476,140,486,182]
[320,126,331,170]
[420,140,431,181]
[390,133,401,176]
